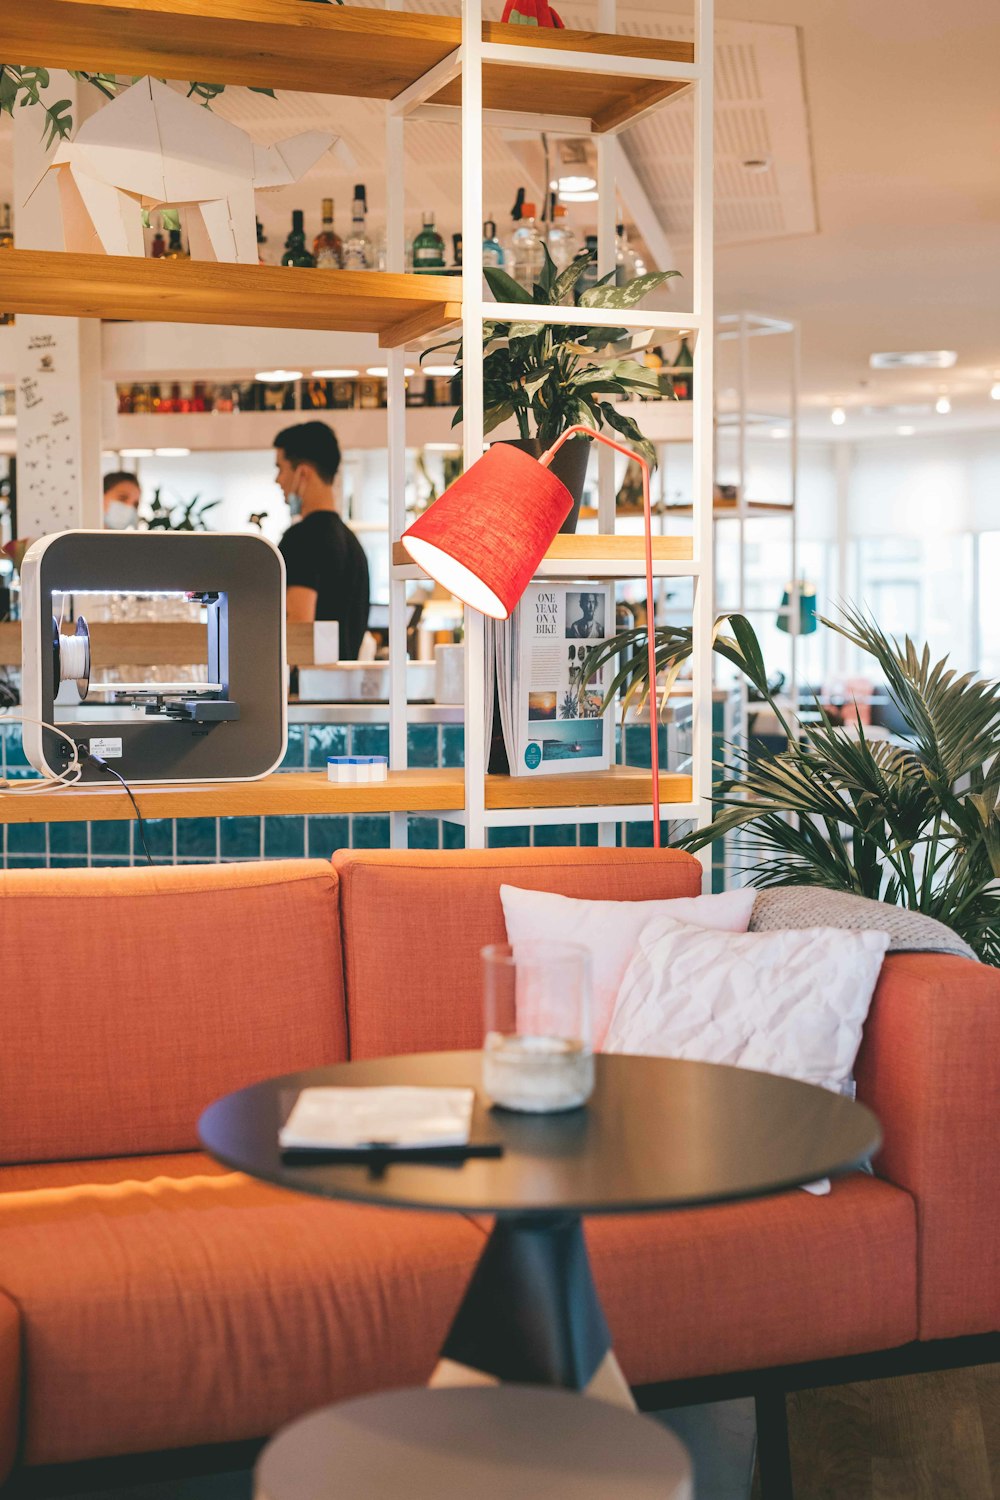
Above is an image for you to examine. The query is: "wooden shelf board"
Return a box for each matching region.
[0,250,461,344]
[433,25,694,132]
[0,621,319,668]
[5,0,463,100]
[0,766,692,824]
[486,766,692,811]
[5,2,694,130]
[393,533,694,579]
[666,500,794,518]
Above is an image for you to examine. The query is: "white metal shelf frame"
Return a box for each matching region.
[384,0,715,857]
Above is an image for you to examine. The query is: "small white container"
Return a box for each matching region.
[327,756,389,784]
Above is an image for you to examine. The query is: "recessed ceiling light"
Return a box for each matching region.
[119,447,154,458]
[423,365,460,378]
[935,395,951,415]
[255,369,302,382]
[992,381,1000,401]
[153,447,191,457]
[869,350,957,370]
[365,366,415,377]
[552,174,597,194]
[559,190,600,203]
[424,442,462,452]
[311,368,359,378]
[897,425,916,436]
[830,407,846,426]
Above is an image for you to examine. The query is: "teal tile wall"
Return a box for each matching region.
[1,708,718,869]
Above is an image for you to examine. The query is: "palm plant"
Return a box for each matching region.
[581,607,1000,963]
[422,246,678,469]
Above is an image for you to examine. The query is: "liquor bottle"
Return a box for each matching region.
[1,204,15,326]
[150,231,166,258]
[313,198,343,268]
[191,382,209,413]
[131,383,152,415]
[255,218,271,266]
[357,376,381,410]
[510,195,544,291]
[149,383,163,413]
[163,228,189,260]
[546,198,577,275]
[342,186,373,271]
[117,385,133,415]
[575,233,600,303]
[615,222,637,286]
[671,336,694,401]
[451,233,463,274]
[282,210,315,268]
[412,211,446,274]
[482,217,504,268]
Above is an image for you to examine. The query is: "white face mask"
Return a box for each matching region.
[105,499,139,530]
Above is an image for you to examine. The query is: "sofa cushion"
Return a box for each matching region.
[0,862,348,1164]
[0,1153,485,1466]
[588,1173,917,1384]
[333,848,703,1059]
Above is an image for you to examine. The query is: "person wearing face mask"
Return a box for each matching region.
[103,471,142,529]
[274,421,369,658]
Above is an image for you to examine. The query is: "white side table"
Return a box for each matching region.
[255,1385,692,1500]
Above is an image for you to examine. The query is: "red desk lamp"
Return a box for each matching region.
[401,425,663,846]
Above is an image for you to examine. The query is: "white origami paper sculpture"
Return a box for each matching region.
[40,77,334,263]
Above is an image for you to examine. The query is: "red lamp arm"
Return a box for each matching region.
[539,425,663,848]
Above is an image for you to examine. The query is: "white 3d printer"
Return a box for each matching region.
[20,531,287,784]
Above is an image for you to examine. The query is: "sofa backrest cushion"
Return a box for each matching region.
[0,860,347,1164]
[333,847,703,1059]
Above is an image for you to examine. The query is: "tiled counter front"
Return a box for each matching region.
[0,703,701,869]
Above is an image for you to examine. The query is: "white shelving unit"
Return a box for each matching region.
[384,0,716,854]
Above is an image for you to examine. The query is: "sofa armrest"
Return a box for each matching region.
[0,1289,20,1485]
[854,951,1000,1340]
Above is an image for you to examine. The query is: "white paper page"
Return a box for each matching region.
[279,1086,475,1151]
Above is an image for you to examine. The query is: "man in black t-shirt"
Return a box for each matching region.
[274,421,370,659]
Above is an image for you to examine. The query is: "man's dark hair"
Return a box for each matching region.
[274,421,342,485]
[103,470,140,495]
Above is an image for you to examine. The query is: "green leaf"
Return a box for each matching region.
[484,265,534,305]
[580,269,680,309]
[536,243,557,296]
[596,402,656,470]
[552,251,594,304]
[42,99,74,148]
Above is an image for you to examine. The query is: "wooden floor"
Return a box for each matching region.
[752,1364,1000,1500]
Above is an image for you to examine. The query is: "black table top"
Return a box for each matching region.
[198,1051,880,1219]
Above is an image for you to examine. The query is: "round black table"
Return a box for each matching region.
[200,1051,879,1395]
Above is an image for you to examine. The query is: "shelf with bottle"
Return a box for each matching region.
[115,370,460,419]
[391,534,697,582]
[1,202,16,327]
[0,247,462,343]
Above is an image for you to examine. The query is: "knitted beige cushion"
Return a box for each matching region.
[749,886,977,963]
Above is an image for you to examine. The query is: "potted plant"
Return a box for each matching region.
[581,606,1000,962]
[423,246,678,531]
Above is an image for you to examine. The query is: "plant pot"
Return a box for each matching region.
[497,436,590,534]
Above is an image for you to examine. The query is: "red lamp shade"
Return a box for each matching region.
[400,444,573,619]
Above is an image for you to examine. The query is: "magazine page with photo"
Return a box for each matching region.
[510,583,613,776]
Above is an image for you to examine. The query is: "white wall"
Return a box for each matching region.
[847,429,1000,537]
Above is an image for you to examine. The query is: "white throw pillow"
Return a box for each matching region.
[605,916,889,1095]
[499,884,756,1050]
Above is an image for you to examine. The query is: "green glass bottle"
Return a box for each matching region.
[672,335,694,401]
[412,210,446,274]
[282,210,315,268]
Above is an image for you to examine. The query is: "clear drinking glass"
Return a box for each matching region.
[481,941,593,1113]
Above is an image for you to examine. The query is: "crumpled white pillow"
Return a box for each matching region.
[605,916,889,1094]
[499,884,756,1050]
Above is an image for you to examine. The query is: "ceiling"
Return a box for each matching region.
[0,0,998,442]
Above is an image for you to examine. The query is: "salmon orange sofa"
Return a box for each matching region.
[0,849,997,1488]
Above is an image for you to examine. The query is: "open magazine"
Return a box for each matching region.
[486,583,614,777]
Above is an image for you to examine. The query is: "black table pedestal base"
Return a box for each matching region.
[435,1212,631,1403]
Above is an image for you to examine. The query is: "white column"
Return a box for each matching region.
[834,441,852,676]
[13,73,102,536]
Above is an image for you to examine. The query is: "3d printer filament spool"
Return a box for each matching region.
[52,617,92,699]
